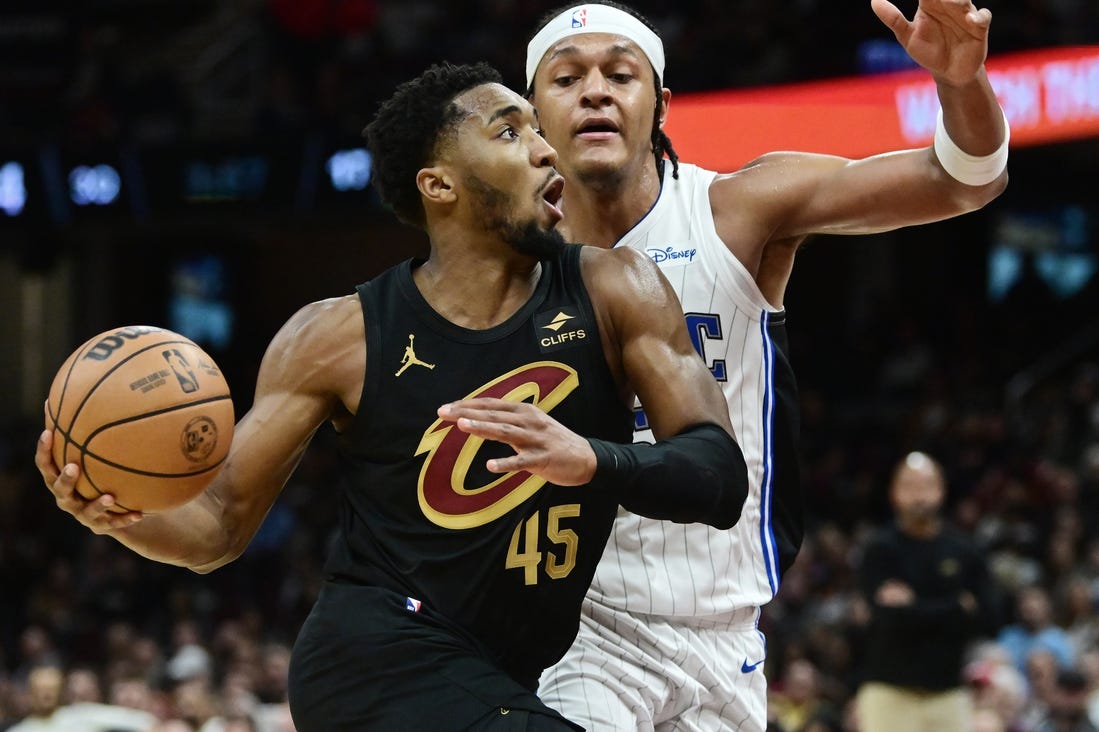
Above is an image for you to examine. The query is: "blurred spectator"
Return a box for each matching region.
[6,665,155,732]
[62,666,100,705]
[769,658,829,731]
[965,642,1029,729]
[855,452,997,732]
[8,666,63,731]
[107,676,161,719]
[1082,650,1099,728]
[172,677,226,732]
[999,587,1076,674]
[1033,669,1099,732]
[12,630,60,686]
[1018,649,1064,730]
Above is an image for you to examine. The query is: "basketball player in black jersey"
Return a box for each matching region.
[36,62,752,730]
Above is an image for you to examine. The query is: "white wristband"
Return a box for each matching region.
[933,107,1010,186]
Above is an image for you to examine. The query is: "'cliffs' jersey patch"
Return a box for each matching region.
[535,306,589,353]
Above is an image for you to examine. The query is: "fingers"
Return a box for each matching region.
[485,453,533,475]
[439,398,525,419]
[438,399,550,474]
[436,398,593,486]
[75,495,144,533]
[54,468,144,533]
[49,462,93,516]
[870,0,910,43]
[38,432,81,504]
[37,429,143,532]
[922,0,992,34]
[441,401,535,446]
[968,6,992,29]
[35,430,60,484]
[438,399,537,435]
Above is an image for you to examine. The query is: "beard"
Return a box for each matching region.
[506,220,566,259]
[466,174,566,261]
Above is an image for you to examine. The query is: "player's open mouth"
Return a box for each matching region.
[577,117,620,139]
[541,175,565,221]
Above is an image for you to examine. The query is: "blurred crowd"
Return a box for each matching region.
[2,0,1097,147]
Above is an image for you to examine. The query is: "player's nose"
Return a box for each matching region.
[531,134,558,168]
[579,69,612,105]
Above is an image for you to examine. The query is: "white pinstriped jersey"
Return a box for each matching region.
[589,162,800,616]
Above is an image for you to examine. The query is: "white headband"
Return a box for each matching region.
[525,4,665,89]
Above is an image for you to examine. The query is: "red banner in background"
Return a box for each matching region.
[664,46,1099,171]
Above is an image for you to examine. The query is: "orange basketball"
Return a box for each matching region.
[45,325,234,514]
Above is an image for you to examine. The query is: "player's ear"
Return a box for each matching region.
[417,167,457,205]
[658,88,671,129]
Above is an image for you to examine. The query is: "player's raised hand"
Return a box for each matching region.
[35,428,144,534]
[438,398,597,486]
[871,0,992,86]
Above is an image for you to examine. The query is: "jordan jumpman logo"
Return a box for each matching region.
[396,333,436,377]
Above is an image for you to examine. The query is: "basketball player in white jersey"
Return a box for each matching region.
[526,1,1009,729]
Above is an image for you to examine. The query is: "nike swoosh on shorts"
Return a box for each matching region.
[741,658,765,673]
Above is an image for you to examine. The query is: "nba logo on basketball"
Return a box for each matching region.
[571,8,587,27]
[162,349,200,393]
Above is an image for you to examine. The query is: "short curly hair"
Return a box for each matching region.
[365,62,503,228]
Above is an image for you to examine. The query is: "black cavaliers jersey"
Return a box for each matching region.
[325,244,632,688]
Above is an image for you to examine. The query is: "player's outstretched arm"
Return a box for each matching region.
[711,0,1006,264]
[36,295,363,573]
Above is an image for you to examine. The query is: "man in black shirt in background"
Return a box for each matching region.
[856,451,997,732]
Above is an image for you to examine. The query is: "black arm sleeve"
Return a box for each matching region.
[587,422,748,529]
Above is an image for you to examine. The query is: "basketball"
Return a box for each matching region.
[45,325,235,514]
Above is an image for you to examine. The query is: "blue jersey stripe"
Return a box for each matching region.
[759,311,779,596]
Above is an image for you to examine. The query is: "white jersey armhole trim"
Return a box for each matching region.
[689,164,782,316]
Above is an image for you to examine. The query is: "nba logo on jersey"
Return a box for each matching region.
[405,597,422,612]
[571,8,587,27]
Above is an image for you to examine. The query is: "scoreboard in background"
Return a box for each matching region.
[665,46,1099,169]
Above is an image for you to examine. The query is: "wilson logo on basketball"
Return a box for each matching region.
[82,326,165,362]
[415,362,579,530]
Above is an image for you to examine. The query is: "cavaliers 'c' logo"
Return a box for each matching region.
[415,362,579,529]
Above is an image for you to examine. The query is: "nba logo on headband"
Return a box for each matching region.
[526,4,666,88]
